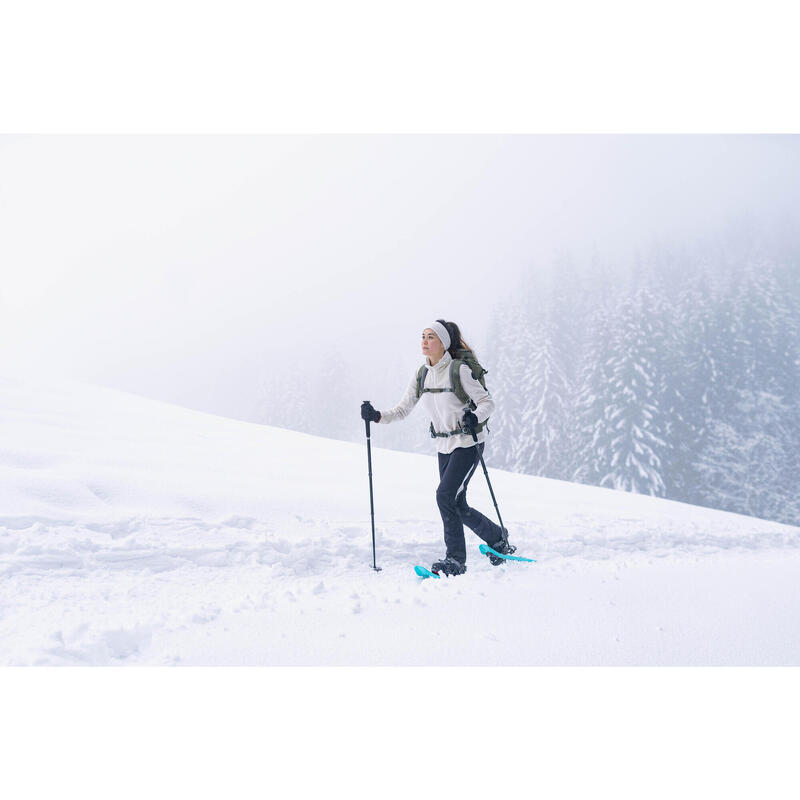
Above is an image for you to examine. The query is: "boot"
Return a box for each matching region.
[431,556,467,577]
[484,531,516,565]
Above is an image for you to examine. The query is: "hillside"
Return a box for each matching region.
[1,374,799,665]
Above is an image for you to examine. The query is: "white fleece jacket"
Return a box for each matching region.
[378,351,495,454]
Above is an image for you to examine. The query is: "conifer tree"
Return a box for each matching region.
[571,301,615,485]
[671,269,720,503]
[513,272,574,477]
[595,290,669,496]
[696,390,795,523]
[484,299,528,471]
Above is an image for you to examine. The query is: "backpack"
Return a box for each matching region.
[416,349,490,438]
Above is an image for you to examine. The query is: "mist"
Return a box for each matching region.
[1,135,799,426]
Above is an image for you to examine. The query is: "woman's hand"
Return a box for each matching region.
[361,401,381,422]
[461,410,478,432]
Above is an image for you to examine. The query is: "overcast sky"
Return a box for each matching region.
[1,135,799,420]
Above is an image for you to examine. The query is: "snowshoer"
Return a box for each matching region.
[360,319,516,576]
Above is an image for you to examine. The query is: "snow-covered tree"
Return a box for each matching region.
[668,268,720,503]
[696,390,797,523]
[514,275,575,478]
[594,291,670,496]
[484,298,530,471]
[571,301,615,485]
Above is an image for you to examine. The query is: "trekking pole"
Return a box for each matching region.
[364,405,381,572]
[466,421,508,544]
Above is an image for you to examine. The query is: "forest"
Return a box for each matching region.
[257,229,800,527]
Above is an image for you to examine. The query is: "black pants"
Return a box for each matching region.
[436,442,504,564]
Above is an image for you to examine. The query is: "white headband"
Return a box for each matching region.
[428,321,451,350]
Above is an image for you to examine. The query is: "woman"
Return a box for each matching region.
[360,319,516,576]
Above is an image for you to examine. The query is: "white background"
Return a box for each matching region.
[1,1,799,798]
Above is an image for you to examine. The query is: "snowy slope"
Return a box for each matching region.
[1,374,799,666]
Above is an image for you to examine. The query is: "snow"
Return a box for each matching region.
[2,374,799,665]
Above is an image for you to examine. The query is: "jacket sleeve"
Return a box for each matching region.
[378,371,421,424]
[460,364,494,424]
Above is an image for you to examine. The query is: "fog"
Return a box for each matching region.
[1,135,799,422]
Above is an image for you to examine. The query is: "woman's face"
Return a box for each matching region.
[422,328,446,361]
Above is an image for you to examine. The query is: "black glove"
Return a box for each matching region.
[462,410,478,432]
[361,401,381,422]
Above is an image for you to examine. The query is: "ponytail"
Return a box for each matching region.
[435,319,475,360]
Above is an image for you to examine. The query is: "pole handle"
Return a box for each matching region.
[363,400,372,438]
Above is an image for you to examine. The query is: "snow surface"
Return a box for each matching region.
[1,374,799,666]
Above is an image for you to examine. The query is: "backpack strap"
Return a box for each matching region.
[429,419,488,438]
[449,359,474,407]
[415,365,427,398]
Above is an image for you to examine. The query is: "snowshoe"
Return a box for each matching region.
[430,556,467,577]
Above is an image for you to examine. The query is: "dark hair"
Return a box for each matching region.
[436,319,474,359]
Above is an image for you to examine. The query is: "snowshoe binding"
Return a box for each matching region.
[430,556,467,577]
[484,531,517,565]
